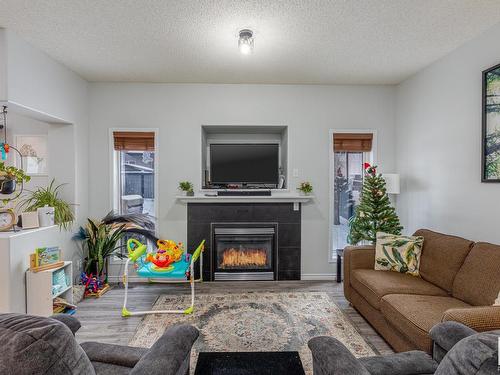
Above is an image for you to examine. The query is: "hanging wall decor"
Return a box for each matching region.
[482,63,500,182]
[0,106,31,203]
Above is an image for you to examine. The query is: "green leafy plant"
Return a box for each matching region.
[17,179,74,229]
[297,181,313,194]
[178,181,194,193]
[0,162,31,183]
[76,219,126,275]
[73,211,156,277]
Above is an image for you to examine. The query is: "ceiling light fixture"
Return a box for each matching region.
[238,29,254,55]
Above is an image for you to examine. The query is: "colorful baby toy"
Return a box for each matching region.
[0,143,9,160]
[121,238,205,317]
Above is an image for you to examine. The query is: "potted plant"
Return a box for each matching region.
[74,211,156,297]
[297,181,313,195]
[178,181,194,196]
[17,179,74,229]
[0,162,30,195]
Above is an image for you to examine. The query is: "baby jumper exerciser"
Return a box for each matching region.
[121,238,205,316]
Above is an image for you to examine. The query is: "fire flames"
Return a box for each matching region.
[220,248,267,268]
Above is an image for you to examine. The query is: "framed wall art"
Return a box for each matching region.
[14,135,48,176]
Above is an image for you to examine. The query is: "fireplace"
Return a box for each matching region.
[212,225,277,281]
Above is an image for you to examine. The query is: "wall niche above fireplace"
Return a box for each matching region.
[201,125,288,190]
[187,202,301,281]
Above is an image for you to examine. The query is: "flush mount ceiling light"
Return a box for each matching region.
[238,29,254,55]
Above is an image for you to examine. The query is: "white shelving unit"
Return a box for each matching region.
[26,261,73,317]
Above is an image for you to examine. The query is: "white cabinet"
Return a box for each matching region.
[0,225,67,313]
[27,261,73,317]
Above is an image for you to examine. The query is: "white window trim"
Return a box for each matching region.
[328,129,377,264]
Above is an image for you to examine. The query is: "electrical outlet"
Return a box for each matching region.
[292,168,299,177]
[76,259,82,272]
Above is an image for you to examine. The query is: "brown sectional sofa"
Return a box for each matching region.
[344,229,500,353]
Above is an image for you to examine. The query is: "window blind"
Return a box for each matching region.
[333,133,373,152]
[113,131,155,151]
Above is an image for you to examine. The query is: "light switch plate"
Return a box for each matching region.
[292,168,299,177]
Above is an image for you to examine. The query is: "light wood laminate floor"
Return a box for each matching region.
[75,281,394,355]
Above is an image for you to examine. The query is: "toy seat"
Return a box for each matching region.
[136,254,190,279]
[121,239,205,317]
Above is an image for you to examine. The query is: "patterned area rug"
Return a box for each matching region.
[129,292,375,374]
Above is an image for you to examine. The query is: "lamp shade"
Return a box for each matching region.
[382,173,400,194]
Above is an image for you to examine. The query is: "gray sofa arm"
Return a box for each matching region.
[50,314,81,335]
[131,324,199,375]
[308,336,370,375]
[430,321,476,352]
[81,341,148,368]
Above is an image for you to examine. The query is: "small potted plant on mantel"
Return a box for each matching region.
[297,181,313,196]
[178,181,194,196]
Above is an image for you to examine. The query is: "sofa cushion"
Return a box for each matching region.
[359,351,438,375]
[414,229,473,293]
[452,242,500,306]
[350,269,448,310]
[0,313,95,375]
[380,294,470,353]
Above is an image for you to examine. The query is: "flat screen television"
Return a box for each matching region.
[209,143,279,185]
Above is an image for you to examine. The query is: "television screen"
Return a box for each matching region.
[210,143,279,185]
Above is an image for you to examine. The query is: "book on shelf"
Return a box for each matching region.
[53,296,76,315]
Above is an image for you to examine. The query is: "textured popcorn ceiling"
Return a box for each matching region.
[1,0,500,84]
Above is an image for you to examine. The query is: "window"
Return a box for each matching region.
[331,133,373,258]
[112,131,157,256]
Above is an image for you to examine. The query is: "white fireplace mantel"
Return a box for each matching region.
[176,193,314,204]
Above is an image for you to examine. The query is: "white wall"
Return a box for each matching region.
[0,29,89,276]
[396,22,500,243]
[4,30,89,221]
[89,83,397,277]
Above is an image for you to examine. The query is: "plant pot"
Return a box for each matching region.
[186,190,194,196]
[0,178,16,194]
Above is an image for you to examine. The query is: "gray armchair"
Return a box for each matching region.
[308,321,499,375]
[0,313,199,375]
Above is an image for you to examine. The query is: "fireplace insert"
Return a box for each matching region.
[212,226,276,281]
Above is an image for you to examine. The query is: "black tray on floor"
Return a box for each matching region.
[194,351,305,375]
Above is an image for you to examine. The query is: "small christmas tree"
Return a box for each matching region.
[347,163,402,245]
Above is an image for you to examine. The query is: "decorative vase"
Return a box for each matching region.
[0,178,16,194]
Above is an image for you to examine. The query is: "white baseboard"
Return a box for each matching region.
[108,274,338,282]
[301,273,337,281]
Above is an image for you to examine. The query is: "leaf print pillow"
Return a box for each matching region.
[375,232,424,276]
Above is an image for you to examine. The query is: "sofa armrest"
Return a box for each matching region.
[81,342,148,368]
[343,245,375,302]
[130,324,199,375]
[441,306,500,332]
[50,314,81,335]
[430,321,477,353]
[308,336,370,375]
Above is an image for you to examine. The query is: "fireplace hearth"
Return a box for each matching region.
[213,226,276,281]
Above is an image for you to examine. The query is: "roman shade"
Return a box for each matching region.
[333,133,373,152]
[113,131,155,151]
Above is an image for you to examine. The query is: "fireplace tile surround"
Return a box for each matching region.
[187,203,301,281]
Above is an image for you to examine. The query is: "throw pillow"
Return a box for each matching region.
[375,232,424,276]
